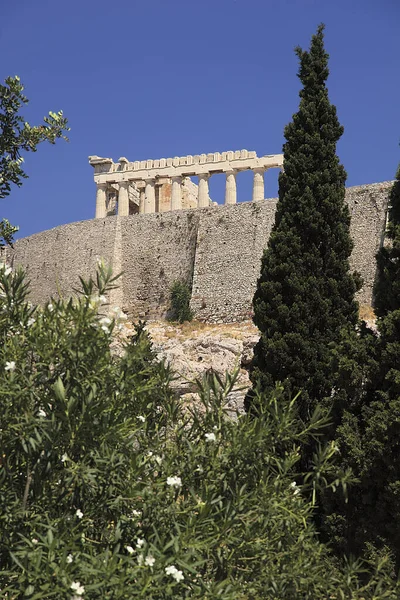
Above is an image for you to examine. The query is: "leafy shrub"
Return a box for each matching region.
[168,280,193,323]
[0,263,399,598]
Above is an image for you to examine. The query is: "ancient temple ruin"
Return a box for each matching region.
[89,150,283,217]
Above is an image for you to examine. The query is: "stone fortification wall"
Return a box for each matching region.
[346,181,391,303]
[6,182,392,322]
[119,211,199,318]
[190,200,278,322]
[6,219,119,304]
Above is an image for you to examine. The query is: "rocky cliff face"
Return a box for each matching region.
[118,320,259,415]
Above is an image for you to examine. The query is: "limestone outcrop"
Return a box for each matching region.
[118,320,260,415]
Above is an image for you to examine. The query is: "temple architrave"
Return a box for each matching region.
[89,150,284,217]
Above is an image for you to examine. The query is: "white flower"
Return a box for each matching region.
[290,481,300,496]
[204,432,216,442]
[31,538,38,545]
[38,408,47,418]
[75,508,83,519]
[136,538,145,548]
[5,361,16,372]
[61,453,68,463]
[145,554,155,567]
[154,455,162,465]
[167,476,182,488]
[131,509,141,518]
[99,317,111,326]
[173,570,184,582]
[1,265,12,276]
[27,317,35,327]
[101,325,109,333]
[137,415,145,423]
[70,581,85,595]
[67,554,73,563]
[47,303,54,312]
[126,545,134,554]
[99,295,107,305]
[165,565,184,582]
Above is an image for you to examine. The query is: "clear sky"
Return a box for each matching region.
[1,0,399,240]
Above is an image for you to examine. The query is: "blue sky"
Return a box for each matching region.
[1,0,399,239]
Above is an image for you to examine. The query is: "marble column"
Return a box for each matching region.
[139,188,146,214]
[95,183,107,218]
[118,181,130,216]
[198,173,210,208]
[145,179,156,213]
[252,168,265,201]
[225,170,237,205]
[171,176,182,211]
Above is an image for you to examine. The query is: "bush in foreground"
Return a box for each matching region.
[0,264,398,598]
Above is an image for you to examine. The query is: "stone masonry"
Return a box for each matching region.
[6,181,392,322]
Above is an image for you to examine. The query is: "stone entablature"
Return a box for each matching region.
[89,150,283,218]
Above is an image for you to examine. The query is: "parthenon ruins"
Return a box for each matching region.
[89,150,284,217]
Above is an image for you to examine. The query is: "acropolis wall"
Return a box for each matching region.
[6,178,392,323]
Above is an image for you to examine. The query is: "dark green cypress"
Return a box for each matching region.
[246,25,359,417]
[326,166,400,566]
[374,166,400,317]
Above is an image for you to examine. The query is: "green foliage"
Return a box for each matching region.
[168,280,193,323]
[1,265,398,597]
[323,166,400,567]
[374,166,400,317]
[246,25,359,419]
[0,75,69,246]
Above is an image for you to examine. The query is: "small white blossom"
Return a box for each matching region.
[204,432,216,442]
[165,565,184,582]
[61,453,68,463]
[101,325,109,333]
[147,451,153,457]
[154,455,162,465]
[75,508,83,519]
[47,303,54,312]
[99,317,111,326]
[38,408,47,418]
[290,481,300,496]
[166,476,182,488]
[70,581,85,596]
[1,266,12,276]
[126,545,135,554]
[137,415,145,423]
[131,509,141,517]
[31,538,38,545]
[136,538,145,548]
[5,361,16,372]
[99,295,107,305]
[145,554,155,567]
[27,317,35,327]
[67,554,73,563]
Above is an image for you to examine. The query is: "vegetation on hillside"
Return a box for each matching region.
[323,164,400,567]
[1,263,399,598]
[245,25,359,421]
[168,280,193,323]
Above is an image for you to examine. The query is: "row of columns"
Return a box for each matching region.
[95,168,267,218]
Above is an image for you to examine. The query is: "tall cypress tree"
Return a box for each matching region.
[246,25,359,417]
[374,165,400,317]
[325,166,400,565]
